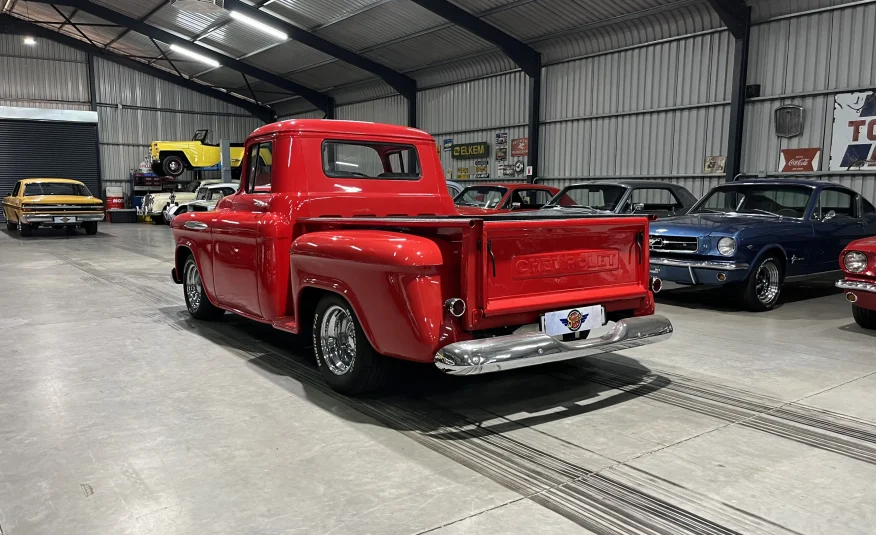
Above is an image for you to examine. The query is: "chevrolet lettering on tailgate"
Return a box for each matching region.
[514,250,619,279]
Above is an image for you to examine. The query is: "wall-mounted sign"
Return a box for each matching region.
[442,138,453,152]
[779,148,821,172]
[474,172,490,179]
[496,132,508,147]
[514,160,525,174]
[496,147,507,161]
[474,160,489,174]
[831,91,876,170]
[456,167,470,180]
[511,138,528,157]
[452,142,489,159]
[499,164,515,177]
[704,156,726,174]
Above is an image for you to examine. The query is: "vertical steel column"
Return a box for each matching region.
[220,139,232,183]
[86,52,103,198]
[324,98,335,120]
[725,9,751,181]
[408,89,418,128]
[527,55,542,183]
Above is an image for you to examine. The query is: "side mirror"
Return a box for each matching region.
[823,210,837,221]
[632,203,646,213]
[510,202,522,209]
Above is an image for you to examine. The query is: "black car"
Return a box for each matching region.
[542,180,698,218]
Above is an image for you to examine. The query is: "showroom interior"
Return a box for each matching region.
[2,0,876,533]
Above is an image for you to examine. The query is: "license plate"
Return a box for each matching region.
[53,216,77,223]
[541,305,604,336]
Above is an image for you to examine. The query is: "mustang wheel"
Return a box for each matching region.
[18,220,32,237]
[312,294,392,394]
[853,305,876,330]
[741,255,783,311]
[161,155,186,177]
[183,256,224,320]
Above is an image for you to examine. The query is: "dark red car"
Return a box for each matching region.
[454,183,560,214]
[837,237,876,329]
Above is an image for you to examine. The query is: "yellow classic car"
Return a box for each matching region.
[151,130,245,178]
[3,178,104,236]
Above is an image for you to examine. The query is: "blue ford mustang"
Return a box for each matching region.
[649,179,876,310]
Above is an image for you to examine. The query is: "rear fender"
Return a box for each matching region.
[172,215,220,307]
[291,230,447,362]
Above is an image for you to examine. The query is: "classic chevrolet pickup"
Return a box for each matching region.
[170,120,672,393]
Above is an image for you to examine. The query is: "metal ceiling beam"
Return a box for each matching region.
[0,14,276,122]
[706,0,749,39]
[42,0,332,114]
[406,0,541,179]
[406,0,539,77]
[221,0,417,126]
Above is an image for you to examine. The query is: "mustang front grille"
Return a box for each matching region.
[649,235,698,253]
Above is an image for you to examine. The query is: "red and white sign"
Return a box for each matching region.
[830,91,876,170]
[511,138,528,157]
[779,148,821,172]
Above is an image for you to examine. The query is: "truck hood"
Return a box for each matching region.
[22,195,102,205]
[651,213,797,237]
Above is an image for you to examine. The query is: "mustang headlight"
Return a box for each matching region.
[717,237,736,257]
[844,251,868,273]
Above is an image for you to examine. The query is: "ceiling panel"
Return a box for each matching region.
[10,2,67,24]
[67,10,126,45]
[91,0,165,19]
[246,40,335,75]
[108,31,163,59]
[197,67,250,90]
[286,62,373,91]
[266,0,386,31]
[148,5,228,38]
[315,0,447,51]
[365,26,493,71]
[198,20,286,57]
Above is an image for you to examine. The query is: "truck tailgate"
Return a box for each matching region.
[479,217,649,317]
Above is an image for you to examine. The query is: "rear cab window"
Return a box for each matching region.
[323,141,421,179]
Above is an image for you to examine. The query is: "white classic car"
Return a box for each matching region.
[143,179,228,224]
[163,182,239,223]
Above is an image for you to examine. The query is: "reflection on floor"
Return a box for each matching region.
[1,224,875,534]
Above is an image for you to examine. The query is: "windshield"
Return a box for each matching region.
[545,185,628,210]
[195,187,208,200]
[455,186,508,209]
[192,130,209,142]
[207,188,234,201]
[23,182,91,197]
[694,185,813,218]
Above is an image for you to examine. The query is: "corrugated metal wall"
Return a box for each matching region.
[0,34,263,198]
[419,72,529,182]
[335,95,408,125]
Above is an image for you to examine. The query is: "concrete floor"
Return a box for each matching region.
[1,223,876,535]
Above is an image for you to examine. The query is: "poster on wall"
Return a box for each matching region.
[779,148,821,172]
[499,164,515,177]
[830,91,876,170]
[456,167,470,180]
[474,159,489,179]
[496,147,507,161]
[452,142,489,159]
[511,138,528,157]
[442,139,453,152]
[704,156,726,174]
[496,132,508,147]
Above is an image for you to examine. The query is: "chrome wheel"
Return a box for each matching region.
[319,305,357,376]
[185,260,202,311]
[167,160,181,174]
[755,260,780,305]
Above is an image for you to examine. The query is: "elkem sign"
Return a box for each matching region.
[452,142,490,159]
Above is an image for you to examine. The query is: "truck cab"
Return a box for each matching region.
[170,120,671,394]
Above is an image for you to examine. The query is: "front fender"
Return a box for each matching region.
[291,230,447,363]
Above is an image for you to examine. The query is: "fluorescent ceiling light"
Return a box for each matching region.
[23,37,36,46]
[170,44,220,67]
[230,10,288,40]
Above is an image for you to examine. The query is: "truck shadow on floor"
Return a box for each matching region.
[656,276,842,312]
[174,310,669,438]
[1,228,109,240]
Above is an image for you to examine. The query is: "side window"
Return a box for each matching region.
[628,188,683,212]
[506,189,553,208]
[12,181,21,196]
[817,189,857,220]
[245,142,273,194]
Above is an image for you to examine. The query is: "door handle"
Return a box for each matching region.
[253,199,269,209]
[184,221,209,230]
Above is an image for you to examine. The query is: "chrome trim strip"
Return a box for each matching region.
[435,315,673,376]
[836,279,876,294]
[184,221,209,230]
[21,214,104,222]
[651,258,749,270]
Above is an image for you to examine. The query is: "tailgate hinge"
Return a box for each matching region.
[636,231,644,265]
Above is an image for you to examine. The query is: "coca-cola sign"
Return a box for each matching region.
[779,148,821,172]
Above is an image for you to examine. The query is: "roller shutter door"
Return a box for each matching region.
[0,119,100,222]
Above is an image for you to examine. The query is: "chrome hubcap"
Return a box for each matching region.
[184,262,202,311]
[755,261,780,304]
[168,160,181,173]
[319,305,356,376]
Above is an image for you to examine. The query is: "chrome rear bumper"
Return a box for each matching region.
[836,279,876,294]
[21,213,104,223]
[435,315,673,376]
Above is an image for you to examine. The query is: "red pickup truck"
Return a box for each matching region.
[170,120,672,394]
